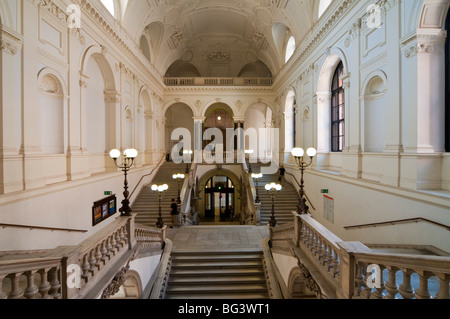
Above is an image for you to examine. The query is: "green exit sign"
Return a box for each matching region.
[321,189,329,194]
[104,191,112,196]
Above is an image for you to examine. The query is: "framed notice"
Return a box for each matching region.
[92,195,117,226]
[323,195,334,224]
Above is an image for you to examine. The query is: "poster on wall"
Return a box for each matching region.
[323,195,334,223]
[92,195,117,226]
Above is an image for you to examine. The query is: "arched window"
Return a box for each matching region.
[100,0,115,16]
[331,61,344,152]
[445,11,450,152]
[285,36,295,63]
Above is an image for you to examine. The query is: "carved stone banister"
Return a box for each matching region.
[0,258,63,299]
[0,214,166,299]
[149,239,173,299]
[164,77,273,87]
[269,221,295,250]
[267,213,450,299]
[135,224,166,249]
[262,238,283,299]
[350,250,450,299]
[64,215,135,298]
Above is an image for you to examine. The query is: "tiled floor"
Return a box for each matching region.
[166,225,270,251]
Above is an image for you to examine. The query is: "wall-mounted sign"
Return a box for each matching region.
[93,195,117,226]
[323,195,334,223]
[321,189,329,194]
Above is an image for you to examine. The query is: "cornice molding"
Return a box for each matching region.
[1,26,23,55]
[274,0,359,88]
[70,0,164,92]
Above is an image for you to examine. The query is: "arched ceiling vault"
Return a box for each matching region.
[121,0,317,77]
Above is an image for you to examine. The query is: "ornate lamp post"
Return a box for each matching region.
[152,184,169,228]
[173,173,185,204]
[251,173,263,203]
[109,148,138,217]
[291,147,317,214]
[265,182,282,227]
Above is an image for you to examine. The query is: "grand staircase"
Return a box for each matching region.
[251,164,300,225]
[165,249,269,299]
[132,162,187,227]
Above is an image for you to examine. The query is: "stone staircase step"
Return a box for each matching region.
[165,249,269,299]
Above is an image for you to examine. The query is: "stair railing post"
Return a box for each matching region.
[291,147,316,214]
[265,183,282,227]
[152,184,168,228]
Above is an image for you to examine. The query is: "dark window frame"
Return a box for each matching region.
[445,11,450,152]
[331,61,345,152]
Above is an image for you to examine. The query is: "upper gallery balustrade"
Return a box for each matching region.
[164,77,273,87]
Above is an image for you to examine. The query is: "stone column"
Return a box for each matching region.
[22,0,45,190]
[0,25,23,193]
[193,117,205,163]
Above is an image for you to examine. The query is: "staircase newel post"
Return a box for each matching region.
[127,214,136,249]
[335,242,371,299]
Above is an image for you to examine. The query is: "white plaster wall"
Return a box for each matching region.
[0,165,159,251]
[85,57,107,155]
[129,254,161,293]
[272,252,298,289]
[284,169,450,253]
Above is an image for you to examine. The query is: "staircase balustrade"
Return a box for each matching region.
[164,77,273,87]
[267,212,450,299]
[179,162,198,226]
[135,225,166,249]
[0,215,166,299]
[240,168,260,225]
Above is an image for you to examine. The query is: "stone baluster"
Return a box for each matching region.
[110,233,117,254]
[300,223,306,244]
[398,269,414,299]
[359,263,372,299]
[101,241,108,263]
[115,230,122,250]
[414,271,431,299]
[81,254,90,280]
[332,249,339,278]
[384,266,399,299]
[24,270,38,299]
[95,244,102,268]
[0,275,7,299]
[326,244,334,271]
[8,273,23,299]
[88,249,97,273]
[48,267,61,299]
[353,263,364,298]
[321,243,330,267]
[309,230,316,252]
[316,237,324,260]
[435,273,449,299]
[38,268,52,299]
[122,226,129,245]
[370,265,385,299]
[106,236,114,258]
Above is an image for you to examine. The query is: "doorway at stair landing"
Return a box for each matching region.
[201,175,240,225]
[198,169,240,226]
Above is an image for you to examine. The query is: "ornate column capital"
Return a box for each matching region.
[416,29,447,54]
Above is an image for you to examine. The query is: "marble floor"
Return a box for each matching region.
[165,225,270,251]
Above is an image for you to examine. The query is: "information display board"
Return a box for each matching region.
[92,195,117,226]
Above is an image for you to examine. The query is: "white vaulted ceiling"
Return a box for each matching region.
[120,0,323,78]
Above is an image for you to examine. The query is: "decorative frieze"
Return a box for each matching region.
[1,28,23,55]
[33,0,67,24]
